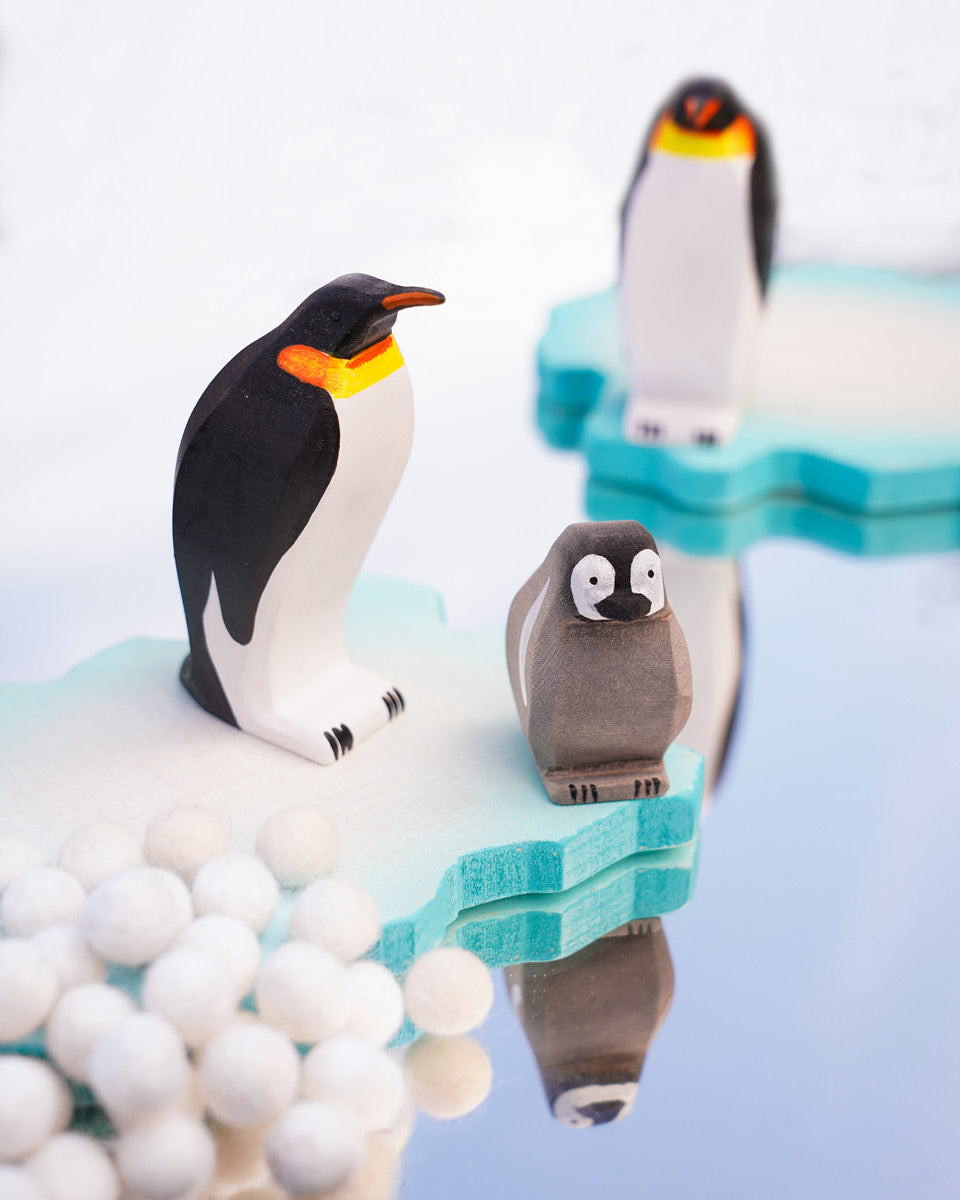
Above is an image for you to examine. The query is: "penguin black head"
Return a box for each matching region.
[666,77,743,133]
[281,273,445,359]
[546,521,666,624]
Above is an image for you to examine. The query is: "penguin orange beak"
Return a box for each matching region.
[382,289,445,310]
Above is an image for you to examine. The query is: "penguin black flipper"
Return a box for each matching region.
[173,358,340,721]
[617,107,661,260]
[749,117,777,295]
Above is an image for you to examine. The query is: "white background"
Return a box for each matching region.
[1,0,958,680]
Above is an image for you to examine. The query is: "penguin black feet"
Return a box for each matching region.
[568,782,600,804]
[381,688,405,720]
[541,760,669,805]
[323,724,354,760]
[636,421,663,441]
[633,775,663,798]
[693,430,717,445]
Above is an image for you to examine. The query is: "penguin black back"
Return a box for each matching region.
[172,274,443,724]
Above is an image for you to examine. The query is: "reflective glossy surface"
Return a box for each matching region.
[403,541,960,1198]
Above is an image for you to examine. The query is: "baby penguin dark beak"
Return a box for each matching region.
[595,591,651,621]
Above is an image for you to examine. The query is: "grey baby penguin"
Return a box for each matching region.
[506,521,692,804]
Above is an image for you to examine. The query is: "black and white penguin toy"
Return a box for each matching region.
[172,273,444,765]
[619,77,777,446]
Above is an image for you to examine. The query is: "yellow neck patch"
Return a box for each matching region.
[277,335,404,398]
[650,114,756,159]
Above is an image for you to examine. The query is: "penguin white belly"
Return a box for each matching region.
[619,151,761,445]
[202,366,413,763]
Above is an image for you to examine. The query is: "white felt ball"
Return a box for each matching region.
[82,867,190,966]
[199,1021,300,1129]
[154,869,193,929]
[0,1165,48,1200]
[174,912,261,1000]
[115,1114,215,1200]
[289,879,380,963]
[0,938,60,1041]
[1,866,86,937]
[255,941,349,1044]
[57,822,143,891]
[0,833,44,895]
[26,1132,119,1200]
[343,959,405,1047]
[0,1055,72,1161]
[87,1012,189,1128]
[405,1034,493,1120]
[403,946,494,1036]
[264,1103,363,1197]
[144,805,232,882]
[32,924,105,991]
[45,983,136,1082]
[192,853,279,932]
[302,1035,406,1133]
[141,946,237,1048]
[255,806,339,888]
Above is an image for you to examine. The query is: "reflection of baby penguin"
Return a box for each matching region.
[506,521,692,804]
[506,919,674,1128]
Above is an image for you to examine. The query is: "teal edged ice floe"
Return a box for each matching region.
[537,269,960,556]
[0,576,703,1068]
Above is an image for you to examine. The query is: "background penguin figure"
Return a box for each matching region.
[619,77,777,446]
[173,273,445,765]
[506,919,674,1128]
[505,521,692,805]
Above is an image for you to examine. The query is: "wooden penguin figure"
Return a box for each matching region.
[506,919,674,1128]
[173,273,444,764]
[619,77,777,446]
[506,521,692,805]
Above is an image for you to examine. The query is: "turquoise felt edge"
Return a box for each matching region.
[447,836,698,967]
[262,738,703,978]
[9,837,699,1100]
[536,268,960,554]
[386,835,699,1046]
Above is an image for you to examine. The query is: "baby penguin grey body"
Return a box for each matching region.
[506,521,692,804]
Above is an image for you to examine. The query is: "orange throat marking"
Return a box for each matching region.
[277,335,404,398]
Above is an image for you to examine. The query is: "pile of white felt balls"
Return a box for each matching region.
[0,805,496,1200]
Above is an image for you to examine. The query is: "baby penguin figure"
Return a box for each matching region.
[506,522,692,805]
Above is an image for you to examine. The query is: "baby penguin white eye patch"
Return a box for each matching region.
[570,555,616,620]
[630,549,664,615]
